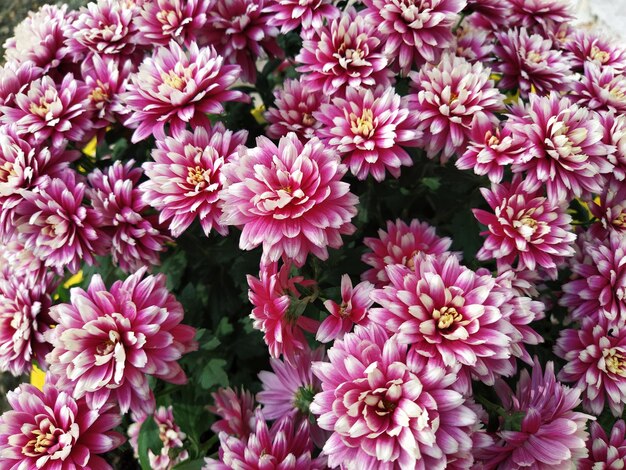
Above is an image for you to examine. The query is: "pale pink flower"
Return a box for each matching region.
[209,387,256,439]
[564,29,626,73]
[572,63,626,114]
[316,275,373,343]
[141,124,247,238]
[589,175,626,239]
[0,383,124,469]
[473,176,576,278]
[311,323,479,469]
[315,86,421,182]
[137,0,211,46]
[296,9,392,96]
[264,0,340,34]
[363,0,467,74]
[45,268,197,417]
[361,218,453,288]
[0,60,43,107]
[124,40,247,142]
[408,53,504,162]
[220,133,358,267]
[505,0,575,33]
[579,420,626,470]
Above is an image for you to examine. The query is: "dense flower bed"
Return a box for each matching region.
[1,0,626,469]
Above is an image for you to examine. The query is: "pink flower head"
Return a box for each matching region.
[572,63,626,114]
[141,124,247,238]
[14,172,105,274]
[315,86,421,182]
[311,323,479,469]
[88,160,170,273]
[363,0,467,74]
[220,133,358,267]
[579,420,626,470]
[505,0,575,34]
[316,275,374,343]
[362,218,453,288]
[264,0,340,34]
[599,111,626,182]
[590,175,626,239]
[555,316,626,416]
[408,53,504,163]
[265,78,326,141]
[0,383,124,469]
[564,29,626,74]
[479,359,592,469]
[510,92,614,202]
[296,9,392,96]
[0,239,48,287]
[204,0,280,83]
[466,0,511,30]
[0,60,43,107]
[370,253,517,391]
[494,28,572,97]
[1,74,93,147]
[456,118,525,183]
[560,231,626,325]
[473,176,576,278]
[66,0,140,59]
[209,387,256,439]
[45,267,197,417]
[124,40,247,142]
[3,4,74,72]
[137,0,211,46]
[452,25,495,63]
[246,261,318,361]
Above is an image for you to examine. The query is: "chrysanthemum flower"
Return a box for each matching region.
[2,74,93,147]
[564,29,626,73]
[555,317,626,416]
[316,275,374,343]
[265,78,326,141]
[315,86,421,182]
[452,26,495,63]
[264,0,339,34]
[0,383,124,469]
[141,124,247,238]
[124,40,247,142]
[466,0,510,30]
[505,0,575,33]
[88,160,170,273]
[408,53,503,162]
[479,359,592,469]
[473,176,576,277]
[363,0,467,74]
[510,92,613,202]
[494,28,572,97]
[579,420,626,470]
[590,175,626,239]
[311,323,479,469]
[370,253,516,391]
[296,9,391,96]
[361,218,453,288]
[136,0,210,46]
[220,133,358,267]
[560,231,626,324]
[0,60,43,107]
[45,268,197,417]
[572,63,626,114]
[209,387,256,439]
[599,111,626,182]
[0,239,47,287]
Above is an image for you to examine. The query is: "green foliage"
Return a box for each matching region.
[137,416,163,470]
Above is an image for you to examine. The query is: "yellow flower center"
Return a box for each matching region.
[487,131,501,147]
[590,46,610,64]
[605,349,626,376]
[89,80,109,103]
[432,306,462,330]
[613,212,626,229]
[186,165,207,187]
[161,70,186,91]
[23,429,57,457]
[350,108,374,137]
[526,51,545,64]
[0,161,16,182]
[302,113,316,126]
[96,330,121,356]
[29,97,52,118]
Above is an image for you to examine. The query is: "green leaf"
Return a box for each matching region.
[421,177,441,191]
[173,458,207,470]
[199,359,229,389]
[137,416,162,470]
[154,249,188,290]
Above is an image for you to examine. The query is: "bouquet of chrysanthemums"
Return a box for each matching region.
[2,0,626,468]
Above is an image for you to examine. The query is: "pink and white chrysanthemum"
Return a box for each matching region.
[555,317,626,416]
[296,9,392,96]
[452,26,495,63]
[478,359,592,469]
[14,173,105,274]
[466,0,510,30]
[66,0,140,59]
[572,63,626,114]
[265,78,326,141]
[124,40,247,142]
[0,239,47,287]
[316,275,374,343]
[494,28,572,97]
[456,118,525,183]
[136,0,210,46]
[370,253,516,392]
[599,111,626,182]
[88,160,170,273]
[510,92,613,202]
[560,231,626,324]
[362,218,453,288]
[264,0,340,34]
[590,175,626,239]
[0,383,124,470]
[209,387,256,439]
[473,176,576,277]
[141,124,247,238]
[45,267,197,418]
[504,0,575,33]
[220,133,358,267]
[1,74,92,147]
[408,53,503,162]
[363,0,467,74]
[564,29,626,73]
[579,420,626,470]
[0,60,43,107]
[247,262,318,361]
[311,323,479,469]
[315,86,421,182]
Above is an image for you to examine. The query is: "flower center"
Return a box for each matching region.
[22,427,58,457]
[96,330,121,356]
[161,70,186,91]
[363,381,402,416]
[186,165,208,188]
[526,50,545,64]
[89,80,110,103]
[336,43,366,68]
[607,81,626,100]
[350,108,375,137]
[157,9,178,27]
[514,212,539,240]
[605,349,626,376]
[0,161,16,183]
[29,97,52,118]
[590,46,610,64]
[432,306,462,330]
[486,131,501,147]
[612,212,626,229]
[302,113,316,127]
